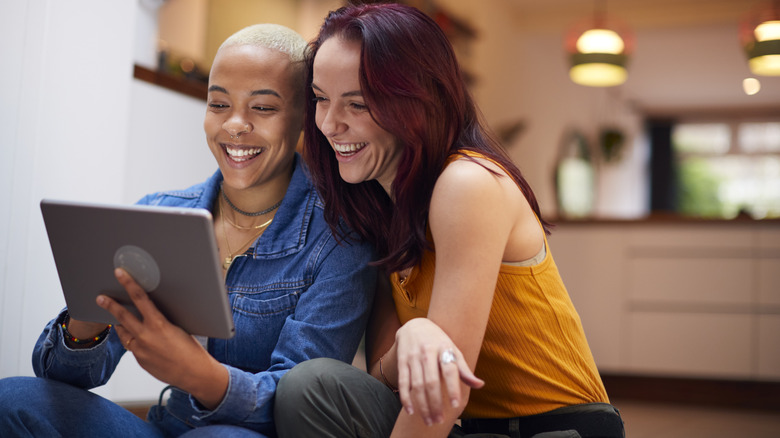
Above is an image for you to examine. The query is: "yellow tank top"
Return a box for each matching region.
[390,151,609,419]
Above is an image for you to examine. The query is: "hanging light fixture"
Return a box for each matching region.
[565,1,633,87]
[740,1,780,76]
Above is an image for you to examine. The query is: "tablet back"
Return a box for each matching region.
[41,199,235,339]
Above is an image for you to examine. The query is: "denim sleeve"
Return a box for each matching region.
[186,236,377,428]
[32,309,126,388]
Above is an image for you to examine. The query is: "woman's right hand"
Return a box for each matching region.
[97,268,229,410]
[394,318,484,425]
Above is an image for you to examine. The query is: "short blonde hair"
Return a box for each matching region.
[220,23,306,63]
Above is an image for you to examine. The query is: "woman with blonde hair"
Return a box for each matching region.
[0,23,376,437]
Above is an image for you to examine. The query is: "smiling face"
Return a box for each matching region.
[204,44,304,192]
[311,36,403,194]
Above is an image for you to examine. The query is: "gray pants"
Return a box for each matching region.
[274,358,624,437]
[274,357,513,438]
[275,357,400,437]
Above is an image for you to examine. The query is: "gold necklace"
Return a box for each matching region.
[222,199,274,230]
[219,197,272,270]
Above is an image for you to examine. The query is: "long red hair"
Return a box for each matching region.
[304,2,551,273]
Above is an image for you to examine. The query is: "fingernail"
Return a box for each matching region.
[424,418,432,426]
[96,295,105,306]
[114,268,124,277]
[406,406,414,415]
[451,398,459,408]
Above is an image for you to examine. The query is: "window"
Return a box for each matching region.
[672,120,780,219]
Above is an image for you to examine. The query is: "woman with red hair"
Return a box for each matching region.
[275,3,624,437]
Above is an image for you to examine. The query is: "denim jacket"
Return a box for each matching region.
[32,155,377,435]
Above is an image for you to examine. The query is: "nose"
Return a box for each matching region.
[223,111,252,138]
[317,105,346,138]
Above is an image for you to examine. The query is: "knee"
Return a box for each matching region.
[276,358,343,404]
[0,376,42,410]
[276,357,365,416]
[276,358,366,437]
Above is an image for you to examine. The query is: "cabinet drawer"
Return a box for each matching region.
[758,315,780,379]
[758,258,780,306]
[628,257,752,306]
[629,226,751,249]
[626,312,752,378]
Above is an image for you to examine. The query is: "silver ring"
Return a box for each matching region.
[439,348,456,365]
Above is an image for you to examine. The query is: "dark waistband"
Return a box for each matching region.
[460,403,624,438]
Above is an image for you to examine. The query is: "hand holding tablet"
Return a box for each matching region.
[41,199,235,339]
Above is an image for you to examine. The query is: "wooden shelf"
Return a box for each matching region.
[133,64,207,101]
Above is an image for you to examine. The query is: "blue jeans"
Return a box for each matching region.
[0,376,267,437]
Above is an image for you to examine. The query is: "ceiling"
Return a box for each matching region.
[501,0,771,33]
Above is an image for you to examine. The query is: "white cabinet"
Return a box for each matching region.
[550,228,625,371]
[549,220,780,381]
[758,315,780,379]
[626,312,752,378]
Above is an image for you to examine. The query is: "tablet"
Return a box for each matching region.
[40,199,235,339]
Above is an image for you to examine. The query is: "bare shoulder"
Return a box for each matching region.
[432,154,543,262]
[429,156,519,233]
[440,154,508,180]
[432,156,515,210]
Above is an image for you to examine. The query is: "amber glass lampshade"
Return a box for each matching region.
[740,2,780,76]
[565,16,633,87]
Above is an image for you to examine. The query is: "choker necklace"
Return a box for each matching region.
[219,199,272,270]
[221,183,282,217]
[221,197,273,230]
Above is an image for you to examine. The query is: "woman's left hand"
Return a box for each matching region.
[97,268,228,407]
[394,318,484,425]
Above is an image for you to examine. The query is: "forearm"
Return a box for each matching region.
[370,343,398,390]
[180,354,230,410]
[366,274,401,386]
[391,412,456,438]
[179,365,282,430]
[390,384,470,437]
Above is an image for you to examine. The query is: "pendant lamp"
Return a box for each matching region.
[740,1,780,76]
[565,2,633,87]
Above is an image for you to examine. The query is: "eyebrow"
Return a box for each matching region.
[312,83,362,98]
[208,85,281,98]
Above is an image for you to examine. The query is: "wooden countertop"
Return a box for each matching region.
[550,212,780,226]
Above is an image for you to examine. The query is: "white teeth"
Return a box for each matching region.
[226,146,262,162]
[333,142,367,155]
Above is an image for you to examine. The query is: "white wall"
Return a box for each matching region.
[124,81,214,204]
[0,0,214,403]
[1,0,133,388]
